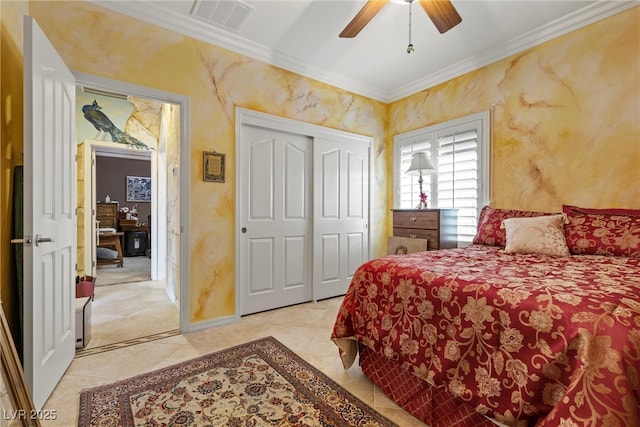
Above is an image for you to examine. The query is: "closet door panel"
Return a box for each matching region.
[240,125,312,315]
[313,137,369,300]
[249,140,275,220]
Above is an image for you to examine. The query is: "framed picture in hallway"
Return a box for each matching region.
[126,176,151,202]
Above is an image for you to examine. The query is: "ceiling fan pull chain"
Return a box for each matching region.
[407,0,414,54]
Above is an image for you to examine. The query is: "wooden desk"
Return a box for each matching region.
[97,232,124,267]
[119,223,149,232]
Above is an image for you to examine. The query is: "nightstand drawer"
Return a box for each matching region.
[393,211,438,230]
[391,209,458,250]
[393,228,439,249]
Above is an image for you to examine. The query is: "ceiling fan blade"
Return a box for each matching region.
[339,0,389,38]
[418,0,462,34]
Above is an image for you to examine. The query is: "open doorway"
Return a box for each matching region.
[94,152,152,285]
[75,85,182,353]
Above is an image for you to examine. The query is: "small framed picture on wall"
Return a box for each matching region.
[126,176,152,202]
[203,151,225,183]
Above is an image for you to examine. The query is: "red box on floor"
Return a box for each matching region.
[76,275,96,300]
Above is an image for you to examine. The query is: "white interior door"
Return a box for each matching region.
[23,16,76,409]
[239,125,312,315]
[313,138,369,300]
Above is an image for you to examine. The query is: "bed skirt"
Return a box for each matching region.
[359,344,496,427]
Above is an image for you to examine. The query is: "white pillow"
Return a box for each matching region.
[502,214,570,256]
[97,247,118,260]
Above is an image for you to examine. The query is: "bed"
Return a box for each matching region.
[331,205,640,426]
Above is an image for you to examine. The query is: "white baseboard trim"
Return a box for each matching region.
[186,315,238,333]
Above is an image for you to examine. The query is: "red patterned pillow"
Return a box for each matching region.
[563,205,640,217]
[562,205,640,258]
[472,206,552,247]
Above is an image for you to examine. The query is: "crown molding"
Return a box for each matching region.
[90,0,387,101]
[90,1,637,104]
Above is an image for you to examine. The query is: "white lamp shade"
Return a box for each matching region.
[406,152,436,175]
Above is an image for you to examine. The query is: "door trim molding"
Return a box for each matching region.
[235,107,374,320]
[80,139,153,278]
[74,72,192,333]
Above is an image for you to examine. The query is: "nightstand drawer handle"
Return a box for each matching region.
[409,216,417,222]
[409,234,417,238]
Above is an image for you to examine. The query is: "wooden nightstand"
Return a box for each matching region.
[392,209,458,250]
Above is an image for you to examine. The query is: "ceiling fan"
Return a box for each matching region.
[339,0,462,38]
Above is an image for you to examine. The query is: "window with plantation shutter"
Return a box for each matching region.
[393,111,490,245]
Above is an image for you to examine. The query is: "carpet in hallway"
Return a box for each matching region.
[78,336,396,426]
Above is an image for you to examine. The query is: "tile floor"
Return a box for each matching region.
[42,288,428,426]
[81,280,179,350]
[95,255,152,286]
[81,256,178,351]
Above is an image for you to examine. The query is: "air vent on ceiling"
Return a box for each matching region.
[190,0,253,32]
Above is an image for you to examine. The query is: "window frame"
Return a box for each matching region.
[393,111,491,243]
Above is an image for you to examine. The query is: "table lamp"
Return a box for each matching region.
[406,152,436,209]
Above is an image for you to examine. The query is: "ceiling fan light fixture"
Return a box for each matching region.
[339,0,461,40]
[407,0,414,54]
[419,0,462,33]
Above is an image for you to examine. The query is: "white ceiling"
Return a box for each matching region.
[92,0,637,102]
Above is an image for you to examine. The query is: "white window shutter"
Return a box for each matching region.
[398,140,432,208]
[436,127,480,243]
[394,112,490,245]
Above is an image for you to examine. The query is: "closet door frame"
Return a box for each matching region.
[235,108,373,319]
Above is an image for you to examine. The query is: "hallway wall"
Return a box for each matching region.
[96,156,152,222]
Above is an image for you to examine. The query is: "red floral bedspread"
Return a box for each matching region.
[331,245,640,426]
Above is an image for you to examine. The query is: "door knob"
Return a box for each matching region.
[34,235,54,246]
[12,235,53,247]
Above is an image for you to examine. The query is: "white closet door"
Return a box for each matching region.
[239,125,312,315]
[313,137,369,300]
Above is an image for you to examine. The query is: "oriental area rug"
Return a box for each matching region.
[78,336,396,426]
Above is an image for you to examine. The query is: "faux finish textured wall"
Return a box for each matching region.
[389,8,639,212]
[3,2,638,329]
[26,0,388,324]
[0,0,28,342]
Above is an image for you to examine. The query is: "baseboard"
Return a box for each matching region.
[186,314,237,333]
